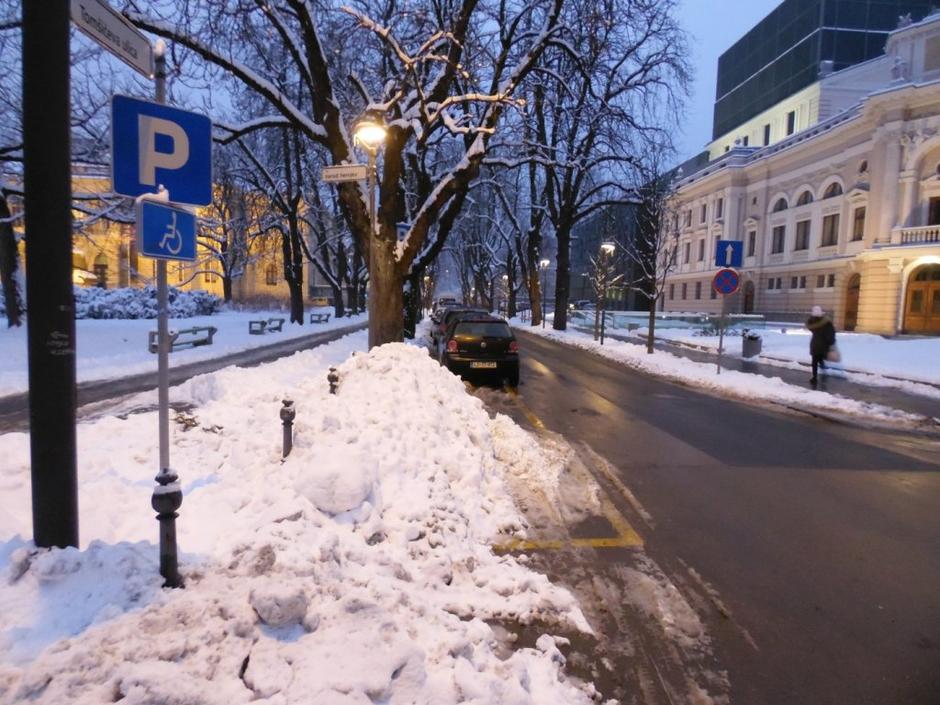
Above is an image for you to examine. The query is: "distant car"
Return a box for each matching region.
[439,315,519,387]
[431,306,487,347]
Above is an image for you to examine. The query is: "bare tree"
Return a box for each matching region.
[624,153,682,354]
[127,0,565,347]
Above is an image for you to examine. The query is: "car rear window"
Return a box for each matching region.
[455,322,512,338]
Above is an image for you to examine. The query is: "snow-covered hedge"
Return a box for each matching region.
[74,285,221,319]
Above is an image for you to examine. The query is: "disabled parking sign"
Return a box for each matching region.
[137,200,197,261]
[111,95,212,205]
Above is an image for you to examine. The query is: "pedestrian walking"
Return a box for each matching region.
[806,305,836,386]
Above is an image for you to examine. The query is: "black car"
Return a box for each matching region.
[439,315,519,387]
[431,306,488,347]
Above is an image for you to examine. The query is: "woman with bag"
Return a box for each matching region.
[806,305,837,386]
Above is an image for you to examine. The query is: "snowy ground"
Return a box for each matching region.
[0,331,601,704]
[645,327,940,386]
[0,310,364,397]
[518,322,936,429]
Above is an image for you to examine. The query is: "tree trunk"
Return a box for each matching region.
[350,242,363,314]
[368,240,404,348]
[647,303,656,354]
[222,275,232,303]
[507,277,517,319]
[332,284,345,319]
[0,192,23,327]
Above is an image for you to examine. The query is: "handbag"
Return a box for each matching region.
[826,345,841,363]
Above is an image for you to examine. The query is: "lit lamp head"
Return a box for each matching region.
[600,241,616,256]
[353,120,387,153]
[539,259,550,270]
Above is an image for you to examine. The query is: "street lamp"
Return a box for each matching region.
[599,242,615,345]
[539,258,550,328]
[353,119,387,347]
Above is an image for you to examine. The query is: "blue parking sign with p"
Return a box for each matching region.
[137,200,197,261]
[112,95,212,206]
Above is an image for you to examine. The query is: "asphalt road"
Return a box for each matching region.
[510,329,940,705]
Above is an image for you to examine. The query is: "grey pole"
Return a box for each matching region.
[366,150,377,348]
[23,0,78,548]
[150,40,183,588]
[541,269,546,329]
[280,399,295,458]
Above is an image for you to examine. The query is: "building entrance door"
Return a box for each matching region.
[904,265,940,334]
[844,273,860,331]
[742,280,755,314]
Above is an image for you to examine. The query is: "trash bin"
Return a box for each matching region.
[742,330,762,359]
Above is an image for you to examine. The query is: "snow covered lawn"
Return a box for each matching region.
[648,327,940,386]
[520,324,934,428]
[0,310,365,397]
[0,331,598,704]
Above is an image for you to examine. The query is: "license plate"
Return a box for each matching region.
[470,361,497,369]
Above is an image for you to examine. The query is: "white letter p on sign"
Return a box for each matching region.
[138,115,190,187]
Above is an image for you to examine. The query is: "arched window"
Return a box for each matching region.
[772,198,788,212]
[823,183,843,199]
[265,263,278,286]
[796,190,814,206]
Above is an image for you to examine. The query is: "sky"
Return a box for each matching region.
[675,0,784,162]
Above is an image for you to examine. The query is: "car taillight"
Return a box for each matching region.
[509,341,518,353]
[447,339,458,353]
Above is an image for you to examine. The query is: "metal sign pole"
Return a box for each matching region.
[23,0,79,548]
[717,293,726,376]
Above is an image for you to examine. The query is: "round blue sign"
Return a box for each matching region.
[712,268,740,295]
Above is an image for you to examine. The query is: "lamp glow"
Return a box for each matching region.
[354,120,387,151]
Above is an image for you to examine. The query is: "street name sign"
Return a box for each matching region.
[714,240,743,268]
[712,268,740,296]
[322,164,368,183]
[137,200,197,261]
[71,0,153,78]
[112,95,212,205]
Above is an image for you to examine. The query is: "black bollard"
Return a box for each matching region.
[151,467,183,588]
[327,367,339,395]
[280,399,295,458]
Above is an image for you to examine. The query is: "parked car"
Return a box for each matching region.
[439,315,519,387]
[431,306,487,347]
[569,299,594,311]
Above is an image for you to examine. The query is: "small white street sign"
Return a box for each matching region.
[322,164,368,183]
[71,0,153,78]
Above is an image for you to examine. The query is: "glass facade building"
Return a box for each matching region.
[713,0,933,139]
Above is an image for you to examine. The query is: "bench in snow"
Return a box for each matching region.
[148,326,218,354]
[249,317,286,335]
[309,312,331,324]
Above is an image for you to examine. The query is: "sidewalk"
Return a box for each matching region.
[579,326,940,422]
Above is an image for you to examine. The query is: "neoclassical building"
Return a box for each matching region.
[663,12,940,335]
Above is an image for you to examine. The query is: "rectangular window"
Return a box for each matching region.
[827,273,836,287]
[930,198,940,226]
[684,242,690,263]
[786,111,796,136]
[700,204,707,224]
[795,220,810,250]
[800,276,807,289]
[852,207,866,241]
[698,239,705,261]
[742,136,749,147]
[685,210,692,227]
[767,279,774,290]
[772,225,786,254]
[681,283,687,300]
[817,274,825,288]
[716,198,724,219]
[821,214,839,247]
[203,269,213,283]
[763,124,771,145]
[669,283,675,300]
[710,285,717,300]
[747,231,756,256]
[695,282,702,299]
[790,276,798,289]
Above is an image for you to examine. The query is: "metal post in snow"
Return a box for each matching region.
[366,150,377,348]
[717,292,726,376]
[280,399,295,458]
[23,0,79,548]
[149,40,183,588]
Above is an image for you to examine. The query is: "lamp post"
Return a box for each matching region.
[353,119,387,349]
[599,242,615,345]
[539,258,550,328]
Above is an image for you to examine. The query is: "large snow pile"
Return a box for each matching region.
[0,337,595,704]
[74,285,221,319]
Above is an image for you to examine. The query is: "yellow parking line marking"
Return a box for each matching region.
[495,388,644,553]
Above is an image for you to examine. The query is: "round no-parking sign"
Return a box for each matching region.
[712,268,740,295]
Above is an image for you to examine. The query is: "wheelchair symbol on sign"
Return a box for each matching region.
[159,211,183,255]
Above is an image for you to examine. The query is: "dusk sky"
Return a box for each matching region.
[675,0,784,162]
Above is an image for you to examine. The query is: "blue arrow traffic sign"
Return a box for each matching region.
[137,200,197,261]
[112,95,212,205]
[715,239,743,268]
[712,268,740,296]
